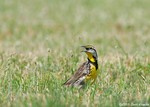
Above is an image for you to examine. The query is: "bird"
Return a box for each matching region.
[63,45,98,88]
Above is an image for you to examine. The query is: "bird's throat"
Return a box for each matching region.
[86,52,98,70]
[86,52,96,63]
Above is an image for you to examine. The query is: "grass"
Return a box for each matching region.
[0,0,150,106]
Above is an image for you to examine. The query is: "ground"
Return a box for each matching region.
[0,0,150,107]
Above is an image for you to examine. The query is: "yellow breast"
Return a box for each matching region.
[86,63,97,84]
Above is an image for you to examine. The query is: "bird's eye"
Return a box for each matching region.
[86,47,93,50]
[86,48,92,50]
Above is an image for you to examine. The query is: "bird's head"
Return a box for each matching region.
[81,45,98,63]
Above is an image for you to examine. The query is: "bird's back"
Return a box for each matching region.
[63,61,90,87]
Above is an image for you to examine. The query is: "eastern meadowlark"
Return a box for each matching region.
[63,45,98,88]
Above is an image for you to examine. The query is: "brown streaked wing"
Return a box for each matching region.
[63,61,89,86]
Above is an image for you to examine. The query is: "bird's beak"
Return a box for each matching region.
[81,46,87,52]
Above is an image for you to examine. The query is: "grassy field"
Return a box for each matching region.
[0,0,150,106]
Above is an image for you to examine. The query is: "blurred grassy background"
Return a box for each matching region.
[0,0,150,107]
